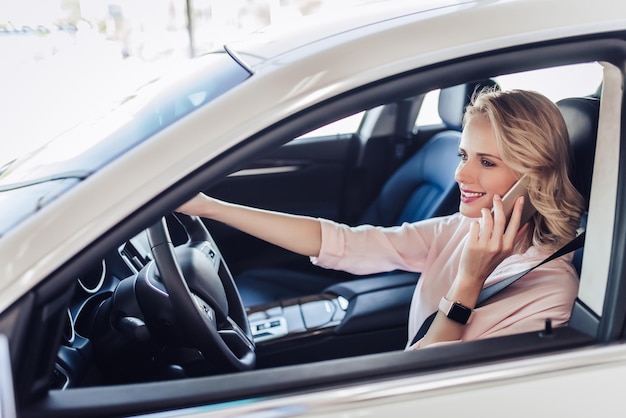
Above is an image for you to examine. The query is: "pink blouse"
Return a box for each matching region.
[310,213,579,349]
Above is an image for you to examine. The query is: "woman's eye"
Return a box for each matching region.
[481,159,495,167]
[457,152,468,161]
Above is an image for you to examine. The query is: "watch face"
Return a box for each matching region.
[449,302,472,324]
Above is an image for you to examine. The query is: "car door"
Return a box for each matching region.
[204,119,362,274]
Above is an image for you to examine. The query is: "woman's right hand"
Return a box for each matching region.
[457,194,525,288]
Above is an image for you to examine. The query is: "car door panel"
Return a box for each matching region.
[205,133,360,274]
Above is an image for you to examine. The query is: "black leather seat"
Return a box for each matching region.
[358,130,461,226]
[557,96,599,207]
[358,80,497,225]
[236,80,498,306]
[556,96,600,274]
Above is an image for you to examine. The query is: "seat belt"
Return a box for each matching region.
[409,230,586,346]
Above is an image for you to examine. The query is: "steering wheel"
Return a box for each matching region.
[145,214,255,371]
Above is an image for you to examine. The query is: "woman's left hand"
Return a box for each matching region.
[458,194,527,287]
[415,194,529,349]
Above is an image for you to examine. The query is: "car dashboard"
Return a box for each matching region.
[53,216,418,388]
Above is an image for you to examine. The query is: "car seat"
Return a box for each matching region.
[235,79,498,307]
[555,96,600,274]
[359,79,499,226]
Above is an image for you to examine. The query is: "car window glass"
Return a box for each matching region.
[415,89,442,125]
[0,52,250,187]
[297,112,365,139]
[415,62,604,127]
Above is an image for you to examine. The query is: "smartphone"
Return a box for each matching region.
[495,175,537,227]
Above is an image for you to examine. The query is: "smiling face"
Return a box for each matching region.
[455,114,519,218]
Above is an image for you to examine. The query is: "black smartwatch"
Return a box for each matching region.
[438,297,473,325]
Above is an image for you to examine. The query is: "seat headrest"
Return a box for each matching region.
[438,79,500,131]
[556,97,600,206]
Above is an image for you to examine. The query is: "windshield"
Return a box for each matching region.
[0,51,251,235]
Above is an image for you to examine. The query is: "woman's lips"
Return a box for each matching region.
[460,189,486,204]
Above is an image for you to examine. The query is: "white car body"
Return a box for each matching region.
[1,0,626,416]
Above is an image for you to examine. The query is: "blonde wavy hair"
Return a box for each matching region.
[463,88,586,252]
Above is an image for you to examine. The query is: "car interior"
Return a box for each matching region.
[2,35,624,417]
[230,78,499,308]
[205,78,602,368]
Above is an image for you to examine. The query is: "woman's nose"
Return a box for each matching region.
[455,161,473,184]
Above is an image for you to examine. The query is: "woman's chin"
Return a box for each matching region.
[459,204,483,219]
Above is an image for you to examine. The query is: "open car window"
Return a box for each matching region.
[416,62,604,126]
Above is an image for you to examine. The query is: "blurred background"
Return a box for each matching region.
[0,0,383,166]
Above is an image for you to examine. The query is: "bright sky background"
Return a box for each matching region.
[0,1,605,166]
[0,0,383,166]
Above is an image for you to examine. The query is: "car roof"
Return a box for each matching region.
[225,0,471,68]
[226,0,626,73]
